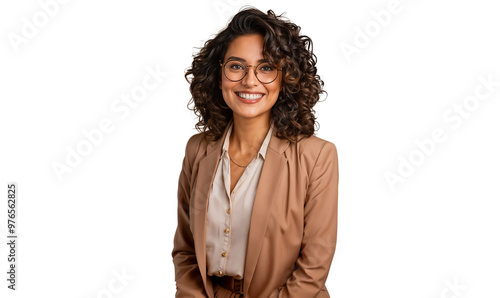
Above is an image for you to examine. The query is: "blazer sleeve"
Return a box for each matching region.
[172,134,208,297]
[277,142,339,298]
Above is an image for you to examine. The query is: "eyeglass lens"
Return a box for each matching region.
[224,61,278,83]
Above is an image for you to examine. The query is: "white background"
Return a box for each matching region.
[1,0,499,297]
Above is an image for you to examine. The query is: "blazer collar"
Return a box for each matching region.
[193,117,290,296]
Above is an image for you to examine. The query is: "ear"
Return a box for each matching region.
[219,80,222,89]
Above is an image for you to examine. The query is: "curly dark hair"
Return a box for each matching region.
[185,6,326,143]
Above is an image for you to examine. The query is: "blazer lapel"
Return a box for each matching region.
[243,129,290,293]
[192,120,232,297]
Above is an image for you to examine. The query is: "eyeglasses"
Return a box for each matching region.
[220,60,282,84]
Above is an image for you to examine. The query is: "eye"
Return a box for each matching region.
[227,61,244,70]
[259,64,274,72]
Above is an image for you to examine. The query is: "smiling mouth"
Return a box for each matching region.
[235,92,264,100]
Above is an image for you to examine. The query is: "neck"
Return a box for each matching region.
[230,114,271,154]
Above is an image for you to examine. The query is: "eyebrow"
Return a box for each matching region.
[226,56,269,64]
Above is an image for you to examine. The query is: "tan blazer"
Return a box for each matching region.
[172,119,339,298]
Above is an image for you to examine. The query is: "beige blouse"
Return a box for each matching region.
[206,120,274,279]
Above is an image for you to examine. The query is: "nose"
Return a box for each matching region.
[242,66,259,86]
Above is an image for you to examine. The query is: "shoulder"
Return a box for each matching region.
[184,131,210,158]
[290,134,339,179]
[184,131,206,152]
[295,134,338,161]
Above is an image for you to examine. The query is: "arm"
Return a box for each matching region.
[277,142,339,297]
[172,135,208,297]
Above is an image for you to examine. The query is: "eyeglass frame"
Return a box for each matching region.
[219,59,282,84]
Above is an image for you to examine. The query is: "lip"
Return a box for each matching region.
[235,91,265,104]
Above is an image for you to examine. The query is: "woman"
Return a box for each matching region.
[172,7,339,298]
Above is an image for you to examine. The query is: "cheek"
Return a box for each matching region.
[266,86,281,106]
[220,80,232,94]
[221,78,236,89]
[271,75,283,94]
[268,82,282,96]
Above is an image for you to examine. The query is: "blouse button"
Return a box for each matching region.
[226,208,231,214]
[221,251,227,257]
[224,228,230,234]
[218,270,223,276]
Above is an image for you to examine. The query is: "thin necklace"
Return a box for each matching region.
[229,155,248,168]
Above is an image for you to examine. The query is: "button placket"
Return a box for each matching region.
[217,151,231,273]
[221,190,234,273]
[208,122,273,278]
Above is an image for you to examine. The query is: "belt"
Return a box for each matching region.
[211,275,244,295]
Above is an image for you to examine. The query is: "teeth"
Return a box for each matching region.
[237,92,263,100]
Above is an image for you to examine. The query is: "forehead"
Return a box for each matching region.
[224,34,265,62]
